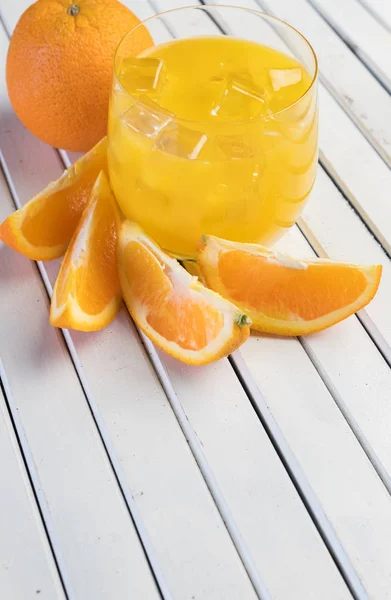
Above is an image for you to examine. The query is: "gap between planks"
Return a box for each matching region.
[306,0,391,94]
[0,10,280,598]
[57,149,271,600]
[295,221,391,491]
[297,216,391,368]
[57,6,366,596]
[120,2,375,596]
[82,1,389,595]
[142,3,391,596]
[356,0,391,34]
[197,0,391,468]
[0,151,170,600]
[0,366,68,600]
[0,2,388,596]
[229,352,368,600]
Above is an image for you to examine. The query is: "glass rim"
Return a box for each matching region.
[113,4,318,126]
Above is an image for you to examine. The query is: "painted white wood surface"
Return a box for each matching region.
[0,3,354,599]
[236,331,391,599]
[154,351,350,600]
[0,174,160,600]
[300,168,391,355]
[358,0,391,32]
[1,0,391,598]
[43,294,259,600]
[0,16,262,600]
[193,0,391,464]
[135,1,391,597]
[59,4,352,598]
[0,383,64,600]
[316,83,391,255]
[308,0,391,92]
[251,0,391,165]
[167,1,391,596]
[298,171,391,478]
[276,223,391,483]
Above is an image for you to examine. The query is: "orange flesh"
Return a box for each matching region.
[22,160,105,247]
[123,241,224,350]
[219,250,368,320]
[56,178,119,316]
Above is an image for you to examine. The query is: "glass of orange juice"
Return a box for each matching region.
[108,6,318,258]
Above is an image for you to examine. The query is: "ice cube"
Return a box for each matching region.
[118,57,167,96]
[269,68,302,92]
[154,123,208,159]
[211,74,268,120]
[111,79,133,118]
[121,96,173,138]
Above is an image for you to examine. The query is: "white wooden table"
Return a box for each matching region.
[1,1,391,598]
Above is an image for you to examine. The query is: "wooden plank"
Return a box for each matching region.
[299,167,391,358]
[152,345,352,600]
[308,0,391,92]
[61,1,354,597]
[44,267,260,600]
[121,2,381,598]
[57,19,352,600]
[251,0,391,166]
[2,3,388,600]
[0,18,265,600]
[276,221,391,488]
[148,0,391,479]
[316,84,391,255]
[0,175,160,600]
[0,382,65,600]
[358,0,391,32]
[236,324,391,600]
[164,1,391,597]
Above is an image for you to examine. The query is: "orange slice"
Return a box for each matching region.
[0,137,107,261]
[118,222,251,365]
[50,171,121,332]
[198,235,382,336]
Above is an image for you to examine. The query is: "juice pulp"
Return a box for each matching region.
[108,36,318,257]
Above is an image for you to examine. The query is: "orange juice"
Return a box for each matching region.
[108,36,318,257]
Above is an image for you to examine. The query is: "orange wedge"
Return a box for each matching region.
[118,222,251,365]
[0,137,107,261]
[50,171,121,332]
[198,235,382,336]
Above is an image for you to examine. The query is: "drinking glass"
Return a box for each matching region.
[108,5,318,258]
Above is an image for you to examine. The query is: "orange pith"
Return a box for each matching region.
[118,222,250,365]
[50,170,121,332]
[0,137,107,260]
[198,235,382,336]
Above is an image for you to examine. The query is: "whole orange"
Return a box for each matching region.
[6,0,153,152]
